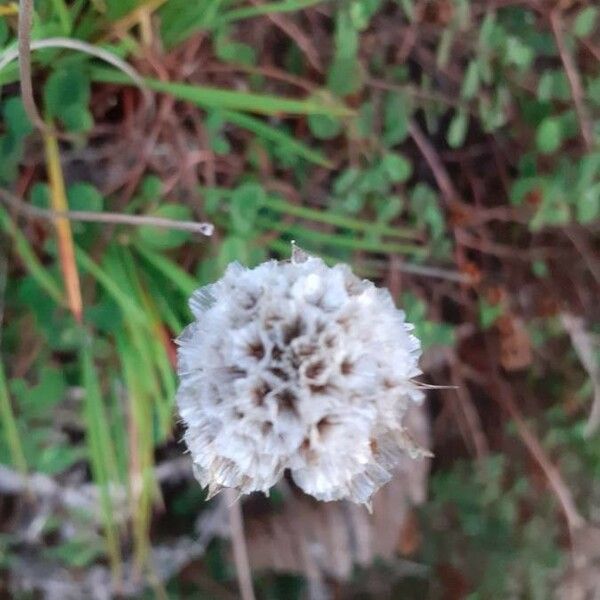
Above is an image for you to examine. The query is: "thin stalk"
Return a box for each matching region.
[0,359,27,474]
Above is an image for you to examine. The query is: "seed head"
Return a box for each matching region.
[176,249,428,506]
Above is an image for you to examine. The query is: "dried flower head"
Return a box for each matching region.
[176,247,428,506]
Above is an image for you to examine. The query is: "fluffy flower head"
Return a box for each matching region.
[177,247,427,505]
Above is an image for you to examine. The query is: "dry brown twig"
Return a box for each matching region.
[0,188,214,236]
[549,9,594,151]
[561,313,600,437]
[489,362,585,533]
[17,0,50,135]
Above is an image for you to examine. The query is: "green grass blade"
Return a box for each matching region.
[133,243,198,297]
[75,246,150,328]
[202,186,421,238]
[116,330,155,570]
[255,215,427,256]
[120,248,175,438]
[219,0,328,24]
[221,110,332,167]
[0,207,65,305]
[48,0,73,34]
[0,359,27,473]
[260,195,422,239]
[89,66,352,116]
[80,342,122,581]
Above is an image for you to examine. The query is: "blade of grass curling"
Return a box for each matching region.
[89,67,352,116]
[43,128,83,322]
[116,329,155,572]
[219,0,328,24]
[0,206,65,305]
[0,359,27,474]
[80,340,123,583]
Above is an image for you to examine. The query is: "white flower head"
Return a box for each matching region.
[176,246,428,506]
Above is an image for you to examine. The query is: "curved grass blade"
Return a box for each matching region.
[80,341,123,583]
[222,110,332,167]
[0,207,65,305]
[133,243,197,297]
[218,0,328,24]
[90,67,352,116]
[256,215,428,256]
[0,359,27,474]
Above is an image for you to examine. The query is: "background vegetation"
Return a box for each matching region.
[0,0,599,597]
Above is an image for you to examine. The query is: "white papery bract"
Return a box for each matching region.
[176,247,427,506]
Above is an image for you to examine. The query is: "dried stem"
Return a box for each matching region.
[18,0,50,135]
[490,367,585,533]
[224,489,256,600]
[0,188,214,236]
[549,9,593,151]
[409,119,462,206]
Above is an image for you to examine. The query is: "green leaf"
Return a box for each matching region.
[218,236,249,271]
[375,195,403,222]
[383,91,410,146]
[447,111,469,148]
[230,183,265,235]
[328,9,362,96]
[3,97,33,138]
[215,31,257,66]
[308,113,343,139]
[12,367,66,417]
[0,18,8,47]
[350,0,382,30]
[67,183,104,212]
[573,7,598,38]
[60,104,94,133]
[328,57,363,97]
[140,175,162,200]
[536,117,563,154]
[30,183,51,208]
[381,152,412,183]
[136,204,193,249]
[44,67,91,127]
[504,36,533,70]
[478,298,503,329]
[461,60,480,99]
[577,182,600,224]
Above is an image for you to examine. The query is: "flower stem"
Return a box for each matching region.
[224,489,256,600]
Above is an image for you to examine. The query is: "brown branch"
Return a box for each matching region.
[549,9,593,151]
[18,0,51,135]
[408,119,462,207]
[489,365,585,533]
[0,188,214,236]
